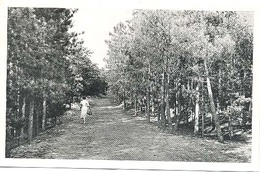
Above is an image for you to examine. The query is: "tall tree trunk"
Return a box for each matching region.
[194,81,200,135]
[123,86,126,110]
[201,90,207,138]
[186,80,191,126]
[204,60,223,143]
[217,68,221,109]
[16,90,20,119]
[155,74,160,123]
[36,104,39,136]
[21,97,26,135]
[134,91,137,116]
[241,70,246,97]
[160,72,166,130]
[202,111,205,138]
[173,80,181,132]
[116,89,119,103]
[146,66,151,122]
[165,71,173,133]
[151,89,155,116]
[228,115,232,140]
[146,87,150,122]
[151,73,155,117]
[28,98,34,143]
[15,67,20,139]
[16,61,20,119]
[42,92,47,130]
[190,78,195,122]
[157,105,161,124]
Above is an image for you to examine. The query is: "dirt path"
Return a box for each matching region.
[10,96,251,162]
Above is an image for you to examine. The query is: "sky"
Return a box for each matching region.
[70,9,253,69]
[70,8,133,68]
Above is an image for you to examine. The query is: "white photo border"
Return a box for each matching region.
[0,0,259,171]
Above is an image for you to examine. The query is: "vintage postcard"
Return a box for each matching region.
[0,0,259,171]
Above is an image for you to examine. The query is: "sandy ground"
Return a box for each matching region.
[10,96,251,162]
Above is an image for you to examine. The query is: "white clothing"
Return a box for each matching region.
[80,99,90,118]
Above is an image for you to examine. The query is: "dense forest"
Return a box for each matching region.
[105,10,253,142]
[6,8,107,155]
[6,8,253,159]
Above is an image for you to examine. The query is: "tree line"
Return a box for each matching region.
[105,10,253,142]
[6,7,107,156]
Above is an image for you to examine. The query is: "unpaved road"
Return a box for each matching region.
[10,96,251,162]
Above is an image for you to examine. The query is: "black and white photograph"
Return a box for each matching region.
[0,0,259,171]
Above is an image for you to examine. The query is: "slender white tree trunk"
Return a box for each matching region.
[21,97,26,134]
[165,69,173,133]
[42,92,47,130]
[204,60,223,142]
[160,72,166,130]
[134,91,137,116]
[194,82,200,135]
[28,98,34,143]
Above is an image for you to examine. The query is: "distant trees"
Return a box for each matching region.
[105,10,253,142]
[6,7,107,156]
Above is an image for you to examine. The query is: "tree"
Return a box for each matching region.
[6,8,107,152]
[104,10,253,142]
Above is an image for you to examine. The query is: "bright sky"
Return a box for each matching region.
[70,8,133,68]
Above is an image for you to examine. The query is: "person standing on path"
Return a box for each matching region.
[80,96,90,124]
